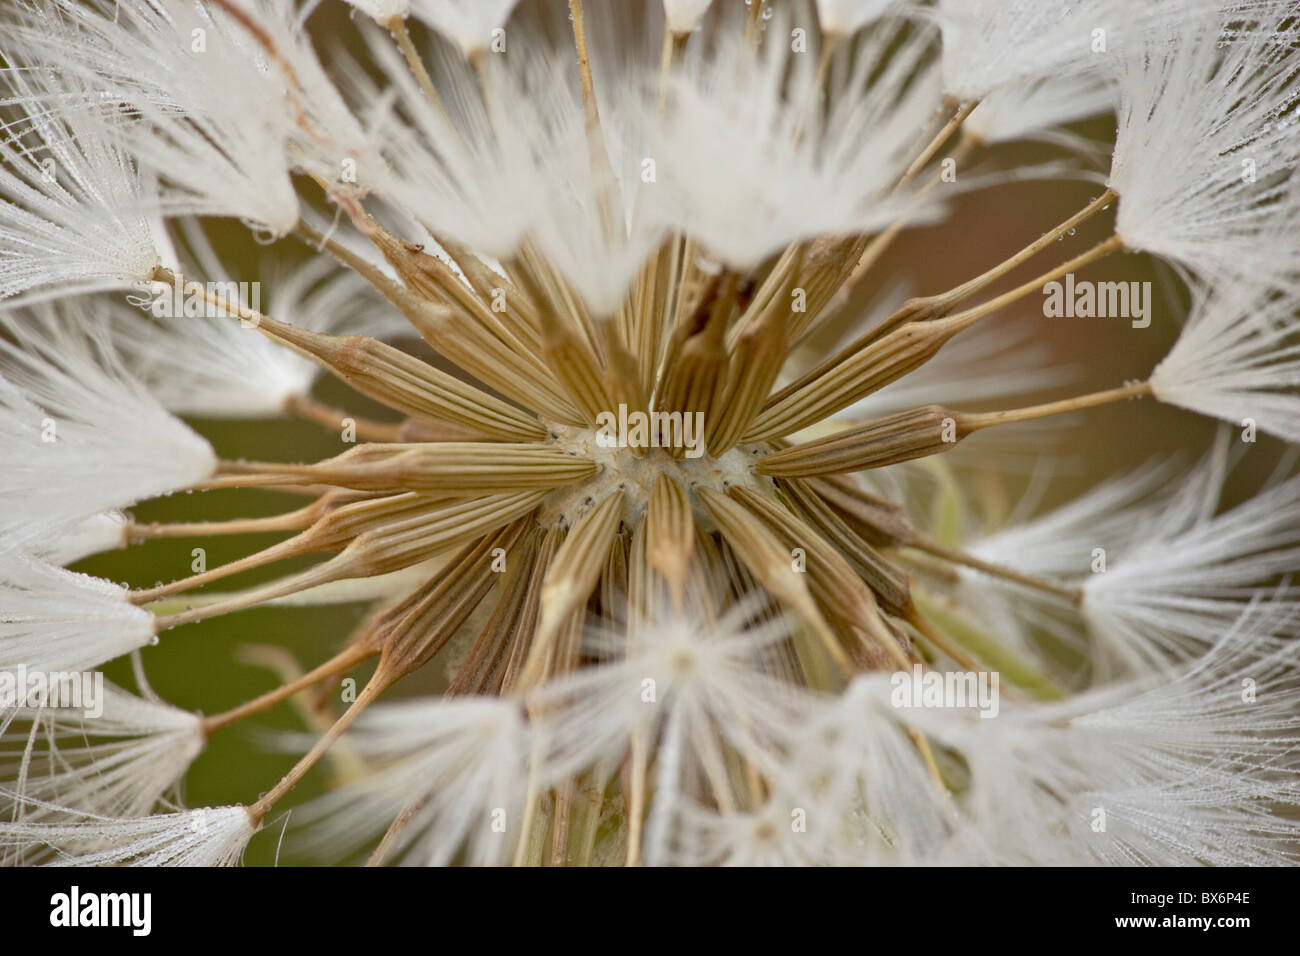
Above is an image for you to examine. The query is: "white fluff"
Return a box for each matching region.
[816,0,900,37]
[0,553,156,673]
[2,683,203,819]
[293,695,531,865]
[956,432,1300,672]
[1083,443,1300,669]
[535,601,814,864]
[115,224,397,418]
[539,602,810,779]
[359,20,664,315]
[785,675,961,865]
[12,0,302,237]
[0,800,255,866]
[342,0,410,24]
[0,302,217,548]
[964,460,1176,585]
[409,0,525,56]
[32,512,131,567]
[657,601,1300,865]
[665,791,832,866]
[933,0,1117,101]
[663,0,713,34]
[1109,6,1300,289]
[965,73,1116,150]
[1151,280,1300,442]
[654,9,948,268]
[894,603,1300,865]
[0,58,160,301]
[952,457,1184,673]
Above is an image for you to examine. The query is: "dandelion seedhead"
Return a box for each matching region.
[1,0,1299,866]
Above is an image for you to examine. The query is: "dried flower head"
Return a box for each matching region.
[1,0,1298,867]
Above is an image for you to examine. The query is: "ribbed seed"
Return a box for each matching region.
[268,443,598,494]
[797,475,915,547]
[626,516,652,625]
[245,319,545,442]
[756,405,969,477]
[598,321,651,438]
[645,475,695,608]
[344,211,582,423]
[522,490,626,687]
[500,527,563,692]
[655,275,735,439]
[328,490,548,578]
[708,306,789,455]
[599,530,630,653]
[728,488,909,669]
[151,492,544,630]
[378,520,530,680]
[447,529,545,696]
[695,486,850,671]
[776,478,913,616]
[745,317,959,441]
[537,307,616,426]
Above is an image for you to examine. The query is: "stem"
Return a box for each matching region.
[744,0,767,48]
[569,1,599,133]
[284,394,405,442]
[905,532,1083,605]
[850,191,1120,351]
[188,472,310,492]
[912,590,1065,701]
[932,188,1118,314]
[903,605,982,674]
[908,728,947,792]
[130,530,312,605]
[247,671,388,826]
[150,265,321,368]
[941,233,1124,335]
[367,793,430,867]
[129,509,313,541]
[385,15,451,122]
[896,97,980,189]
[657,28,688,111]
[200,641,376,737]
[292,220,413,307]
[624,729,648,866]
[150,555,349,630]
[961,380,1152,432]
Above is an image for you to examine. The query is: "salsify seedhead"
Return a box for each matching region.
[1,0,1298,867]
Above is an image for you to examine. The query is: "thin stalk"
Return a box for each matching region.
[896,97,980,189]
[385,15,452,123]
[284,394,405,442]
[838,134,980,302]
[962,380,1152,432]
[939,233,1124,336]
[246,674,386,827]
[200,640,377,737]
[931,189,1119,315]
[129,508,315,541]
[845,190,1120,354]
[906,532,1084,605]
